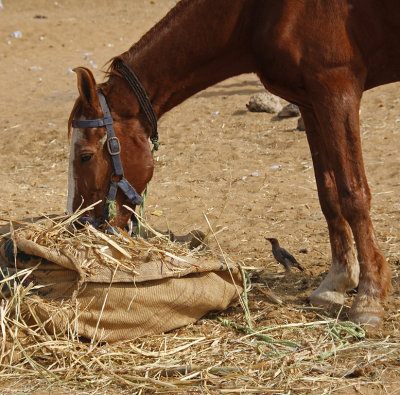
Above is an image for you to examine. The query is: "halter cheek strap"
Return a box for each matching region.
[72,90,143,222]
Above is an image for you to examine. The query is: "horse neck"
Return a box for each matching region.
[119,0,256,117]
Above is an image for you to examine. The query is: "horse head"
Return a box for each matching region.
[67,66,155,229]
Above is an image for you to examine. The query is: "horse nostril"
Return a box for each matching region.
[80,154,94,163]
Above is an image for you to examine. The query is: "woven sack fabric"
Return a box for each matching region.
[0,232,242,342]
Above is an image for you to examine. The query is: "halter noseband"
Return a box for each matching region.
[72,61,158,228]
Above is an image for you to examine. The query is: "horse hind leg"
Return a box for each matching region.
[308,71,391,327]
[301,108,359,306]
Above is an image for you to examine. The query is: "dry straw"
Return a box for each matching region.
[0,208,399,393]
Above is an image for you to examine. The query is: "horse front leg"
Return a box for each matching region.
[301,108,359,306]
[308,71,391,327]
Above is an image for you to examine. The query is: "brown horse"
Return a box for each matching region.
[68,0,400,327]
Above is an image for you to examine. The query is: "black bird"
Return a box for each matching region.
[266,238,304,272]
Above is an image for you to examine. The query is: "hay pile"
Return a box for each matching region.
[0,208,399,393]
[2,203,205,277]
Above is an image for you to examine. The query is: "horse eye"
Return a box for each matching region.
[80,153,94,163]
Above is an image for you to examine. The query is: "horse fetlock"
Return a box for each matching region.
[349,295,384,328]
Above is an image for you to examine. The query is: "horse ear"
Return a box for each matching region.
[73,67,100,110]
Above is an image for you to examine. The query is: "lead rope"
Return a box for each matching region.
[136,140,159,237]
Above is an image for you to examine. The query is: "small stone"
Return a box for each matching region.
[278,103,300,118]
[0,0,3,10]
[10,31,22,38]
[297,117,305,131]
[251,172,259,177]
[246,92,283,113]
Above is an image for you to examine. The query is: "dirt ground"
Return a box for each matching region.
[0,0,399,393]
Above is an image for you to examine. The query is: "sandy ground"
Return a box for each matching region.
[0,0,399,392]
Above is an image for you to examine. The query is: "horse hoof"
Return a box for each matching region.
[309,288,345,306]
[349,296,384,328]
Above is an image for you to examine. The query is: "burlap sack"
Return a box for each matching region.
[0,231,242,342]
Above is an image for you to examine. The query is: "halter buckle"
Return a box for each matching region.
[107,137,121,156]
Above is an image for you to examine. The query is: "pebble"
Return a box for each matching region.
[246,92,283,113]
[297,117,305,131]
[251,172,259,177]
[0,0,3,10]
[10,31,22,38]
[278,103,300,118]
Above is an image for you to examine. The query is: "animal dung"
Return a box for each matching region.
[278,103,300,118]
[246,92,283,113]
[297,117,305,131]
